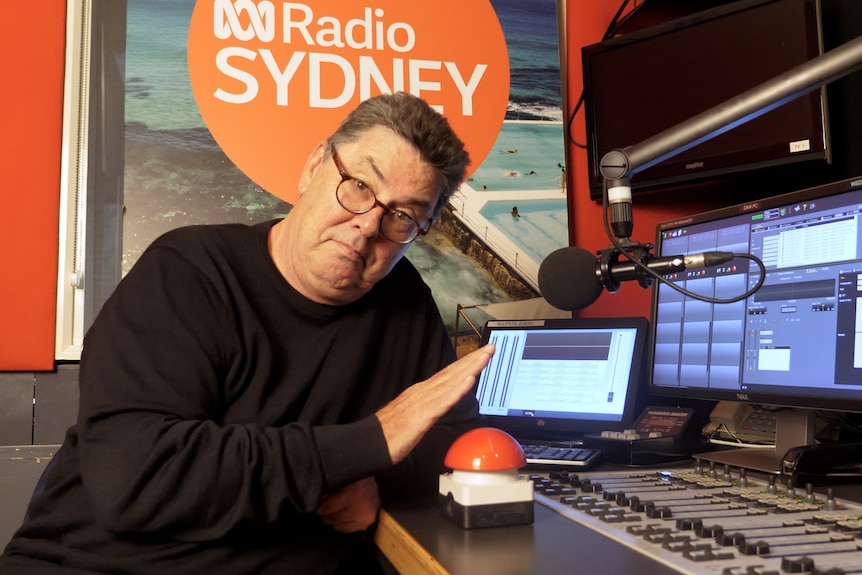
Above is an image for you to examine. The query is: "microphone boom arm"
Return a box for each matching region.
[593,33,862,305]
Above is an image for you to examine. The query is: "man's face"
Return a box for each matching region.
[274,126,441,305]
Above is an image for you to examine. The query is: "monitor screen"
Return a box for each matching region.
[581,0,829,199]
[649,174,862,415]
[475,317,648,439]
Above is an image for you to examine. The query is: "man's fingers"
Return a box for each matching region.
[404,343,495,406]
[376,343,495,465]
[315,479,381,533]
[440,343,495,382]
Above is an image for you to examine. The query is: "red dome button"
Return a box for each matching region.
[444,427,527,471]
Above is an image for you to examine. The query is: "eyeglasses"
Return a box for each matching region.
[331,147,431,244]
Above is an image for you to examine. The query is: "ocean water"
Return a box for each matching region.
[491,0,563,121]
[126,0,203,131]
[468,122,566,191]
[123,0,564,330]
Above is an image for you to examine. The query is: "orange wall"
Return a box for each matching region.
[563,1,733,319]
[0,2,66,370]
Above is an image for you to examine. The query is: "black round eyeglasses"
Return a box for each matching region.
[331,148,431,244]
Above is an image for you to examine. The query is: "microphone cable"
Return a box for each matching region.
[599,177,766,305]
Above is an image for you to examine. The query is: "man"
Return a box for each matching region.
[0,92,495,574]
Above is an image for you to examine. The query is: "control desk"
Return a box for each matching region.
[376,461,862,575]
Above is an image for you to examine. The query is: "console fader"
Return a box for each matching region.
[531,464,862,575]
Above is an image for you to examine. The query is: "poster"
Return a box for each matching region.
[123,0,567,331]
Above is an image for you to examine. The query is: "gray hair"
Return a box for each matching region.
[326,92,470,217]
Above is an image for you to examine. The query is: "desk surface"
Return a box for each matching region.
[375,495,678,575]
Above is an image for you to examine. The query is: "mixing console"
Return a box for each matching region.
[531,465,862,575]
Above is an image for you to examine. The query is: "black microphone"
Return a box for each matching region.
[606,177,633,240]
[538,246,735,311]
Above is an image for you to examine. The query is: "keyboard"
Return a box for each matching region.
[520,443,601,468]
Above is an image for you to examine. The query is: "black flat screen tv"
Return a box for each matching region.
[582,0,830,200]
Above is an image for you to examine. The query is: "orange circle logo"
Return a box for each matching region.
[188,0,510,204]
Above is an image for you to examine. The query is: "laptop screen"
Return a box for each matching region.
[474,317,649,439]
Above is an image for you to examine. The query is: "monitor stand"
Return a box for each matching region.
[694,407,816,475]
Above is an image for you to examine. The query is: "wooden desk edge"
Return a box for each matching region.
[374,509,450,575]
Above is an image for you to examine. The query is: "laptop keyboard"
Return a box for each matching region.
[520,443,601,468]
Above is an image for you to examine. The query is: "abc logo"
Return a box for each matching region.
[214,0,276,42]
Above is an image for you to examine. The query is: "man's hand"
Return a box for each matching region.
[375,344,495,465]
[315,477,381,533]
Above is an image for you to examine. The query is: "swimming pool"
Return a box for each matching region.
[479,198,568,265]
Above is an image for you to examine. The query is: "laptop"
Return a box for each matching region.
[473,317,649,468]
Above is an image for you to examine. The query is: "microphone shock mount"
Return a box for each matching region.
[597,240,655,293]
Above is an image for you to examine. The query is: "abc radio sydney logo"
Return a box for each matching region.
[188,0,510,204]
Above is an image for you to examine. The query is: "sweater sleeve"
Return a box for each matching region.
[374,289,486,501]
[76,239,391,542]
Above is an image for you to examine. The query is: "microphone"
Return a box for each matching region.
[606,177,633,240]
[538,246,735,311]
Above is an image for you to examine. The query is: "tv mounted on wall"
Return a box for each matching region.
[581,0,831,200]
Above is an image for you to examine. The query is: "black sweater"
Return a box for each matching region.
[1,221,481,574]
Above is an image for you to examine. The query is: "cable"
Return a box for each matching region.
[567,0,645,149]
[606,1,646,37]
[707,437,776,449]
[567,93,587,149]
[600,178,766,304]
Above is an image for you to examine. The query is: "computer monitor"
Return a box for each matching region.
[648,175,862,472]
[475,317,649,441]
